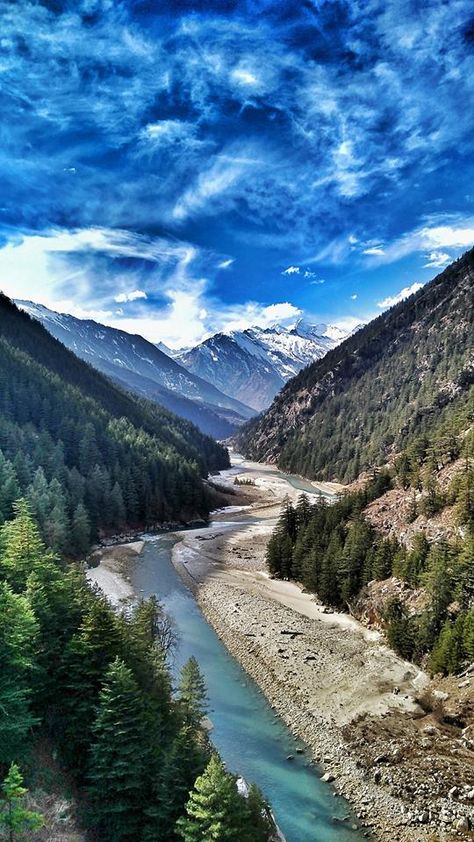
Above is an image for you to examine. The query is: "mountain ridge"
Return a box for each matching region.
[17,301,255,439]
[236,249,474,482]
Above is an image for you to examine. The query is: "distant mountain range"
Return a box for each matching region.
[17,301,255,440]
[175,320,353,411]
[18,302,353,434]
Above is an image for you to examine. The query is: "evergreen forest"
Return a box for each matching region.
[0,295,230,557]
[266,406,474,676]
[0,500,274,840]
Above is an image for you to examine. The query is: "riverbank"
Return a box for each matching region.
[172,459,474,841]
[87,458,474,841]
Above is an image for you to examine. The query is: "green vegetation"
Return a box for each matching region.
[0,501,274,841]
[0,295,229,557]
[267,443,474,676]
[238,249,474,483]
[176,754,273,842]
[0,764,43,841]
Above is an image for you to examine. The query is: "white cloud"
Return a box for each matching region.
[422,251,451,268]
[231,67,258,87]
[218,258,235,269]
[351,293,358,300]
[218,302,301,334]
[377,282,424,309]
[363,245,385,255]
[282,265,300,275]
[309,278,325,285]
[365,218,474,266]
[172,145,262,222]
[0,226,302,348]
[114,289,147,303]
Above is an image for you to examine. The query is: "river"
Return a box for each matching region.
[131,529,366,842]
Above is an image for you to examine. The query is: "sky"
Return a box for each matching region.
[0,0,474,347]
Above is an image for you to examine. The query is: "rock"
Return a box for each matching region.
[321,772,335,783]
[448,785,458,799]
[374,770,382,784]
[374,754,389,764]
[432,690,449,702]
[286,755,294,761]
[456,816,470,831]
[418,811,429,824]
[458,679,470,688]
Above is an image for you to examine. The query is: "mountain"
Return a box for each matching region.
[0,294,229,555]
[17,301,255,439]
[177,320,349,411]
[237,249,474,482]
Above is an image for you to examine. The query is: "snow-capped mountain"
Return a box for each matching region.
[177,320,352,411]
[17,301,255,439]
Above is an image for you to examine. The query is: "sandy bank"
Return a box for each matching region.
[86,541,145,605]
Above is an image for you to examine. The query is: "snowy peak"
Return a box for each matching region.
[16,300,255,438]
[177,320,352,411]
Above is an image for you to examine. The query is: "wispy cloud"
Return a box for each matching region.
[282,266,301,275]
[377,282,424,309]
[1,0,473,335]
[114,290,148,303]
[364,217,474,267]
[423,251,451,268]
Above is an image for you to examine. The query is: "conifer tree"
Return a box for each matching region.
[144,724,210,841]
[0,763,43,841]
[88,658,150,841]
[71,503,91,557]
[0,582,39,763]
[176,754,247,842]
[0,499,54,592]
[58,597,123,773]
[178,657,208,728]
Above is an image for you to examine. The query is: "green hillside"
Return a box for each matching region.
[0,295,229,555]
[237,249,474,482]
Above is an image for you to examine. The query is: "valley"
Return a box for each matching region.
[89,454,474,841]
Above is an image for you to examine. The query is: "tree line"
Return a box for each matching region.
[266,461,474,676]
[0,500,275,841]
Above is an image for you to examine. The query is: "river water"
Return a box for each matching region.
[131,531,366,842]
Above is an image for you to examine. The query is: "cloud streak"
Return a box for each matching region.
[377,282,424,309]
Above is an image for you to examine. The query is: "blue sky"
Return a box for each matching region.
[1,0,474,346]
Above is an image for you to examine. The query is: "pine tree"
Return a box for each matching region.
[71,503,91,557]
[0,764,43,841]
[88,658,150,841]
[58,597,123,774]
[178,657,208,728]
[0,499,54,592]
[0,582,39,763]
[144,724,209,841]
[242,783,274,842]
[176,754,247,842]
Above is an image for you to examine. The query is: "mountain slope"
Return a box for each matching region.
[0,294,229,554]
[237,249,474,482]
[17,301,254,437]
[177,321,346,411]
